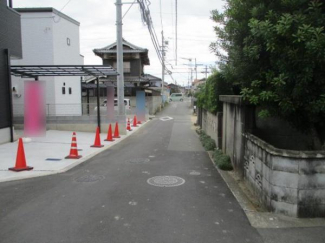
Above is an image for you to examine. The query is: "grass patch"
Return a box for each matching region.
[213,149,233,171]
[196,129,216,151]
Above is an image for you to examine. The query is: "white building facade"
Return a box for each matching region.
[11,8,83,116]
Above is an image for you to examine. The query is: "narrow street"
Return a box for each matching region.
[1,101,263,243]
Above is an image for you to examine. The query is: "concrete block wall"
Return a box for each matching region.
[201,109,222,149]
[220,96,248,176]
[146,96,162,115]
[244,133,325,217]
[14,115,129,135]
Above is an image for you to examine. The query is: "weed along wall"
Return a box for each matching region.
[244,133,325,218]
[220,95,325,218]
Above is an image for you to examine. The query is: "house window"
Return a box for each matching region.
[113,62,131,73]
[67,38,71,46]
[69,87,72,94]
[62,87,65,94]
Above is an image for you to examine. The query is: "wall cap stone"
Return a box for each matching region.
[219,95,244,105]
[245,133,325,158]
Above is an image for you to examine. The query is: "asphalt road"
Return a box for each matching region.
[0,101,266,242]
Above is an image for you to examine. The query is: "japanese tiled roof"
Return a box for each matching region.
[93,39,148,54]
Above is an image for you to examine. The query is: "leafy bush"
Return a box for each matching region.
[213,149,233,171]
[211,0,325,149]
[198,130,216,151]
[195,71,233,114]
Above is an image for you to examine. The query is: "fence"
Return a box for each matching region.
[218,95,325,218]
[13,103,146,117]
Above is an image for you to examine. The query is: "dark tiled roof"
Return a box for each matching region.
[93,39,148,54]
[84,74,161,83]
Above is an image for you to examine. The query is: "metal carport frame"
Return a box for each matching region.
[10,65,119,136]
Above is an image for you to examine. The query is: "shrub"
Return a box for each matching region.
[195,71,233,114]
[204,139,216,151]
[198,130,216,151]
[213,149,233,171]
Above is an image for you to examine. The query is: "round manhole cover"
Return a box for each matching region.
[74,174,105,183]
[128,158,150,164]
[147,176,185,187]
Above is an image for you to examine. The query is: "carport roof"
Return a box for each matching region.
[11,65,118,78]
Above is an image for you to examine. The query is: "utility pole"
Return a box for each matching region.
[116,0,125,118]
[175,0,178,65]
[181,57,192,89]
[190,61,192,88]
[201,65,209,79]
[161,30,165,101]
[195,58,197,80]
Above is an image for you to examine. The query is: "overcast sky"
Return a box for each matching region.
[13,0,224,86]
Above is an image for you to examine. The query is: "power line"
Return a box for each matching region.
[60,0,73,11]
[151,11,210,17]
[136,0,174,79]
[123,0,137,19]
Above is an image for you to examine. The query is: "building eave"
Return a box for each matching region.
[14,7,80,26]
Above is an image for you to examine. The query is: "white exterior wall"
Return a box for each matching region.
[52,12,83,115]
[12,12,56,114]
[11,10,83,116]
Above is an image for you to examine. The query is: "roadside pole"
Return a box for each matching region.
[161,30,165,106]
[116,0,125,118]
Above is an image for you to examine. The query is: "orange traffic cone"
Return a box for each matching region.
[65,132,82,159]
[113,122,120,138]
[132,115,138,127]
[127,118,132,131]
[105,124,115,141]
[9,138,33,172]
[91,127,104,148]
[137,119,142,125]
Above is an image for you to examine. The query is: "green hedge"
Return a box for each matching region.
[195,71,233,114]
[197,129,216,151]
[213,149,233,171]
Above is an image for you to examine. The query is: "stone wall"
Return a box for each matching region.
[244,133,325,217]
[219,95,325,218]
[219,95,255,177]
[146,96,162,115]
[201,109,223,149]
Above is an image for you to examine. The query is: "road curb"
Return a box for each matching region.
[206,151,325,228]
[0,120,150,183]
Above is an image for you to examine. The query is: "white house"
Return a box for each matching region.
[11,8,83,116]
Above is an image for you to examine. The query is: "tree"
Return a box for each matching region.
[211,0,325,149]
[195,71,233,114]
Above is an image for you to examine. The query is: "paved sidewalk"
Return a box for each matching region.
[0,122,148,183]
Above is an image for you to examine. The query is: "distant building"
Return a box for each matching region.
[83,39,161,97]
[192,78,206,93]
[192,78,206,88]
[0,1,22,143]
[169,83,185,94]
[11,8,84,116]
